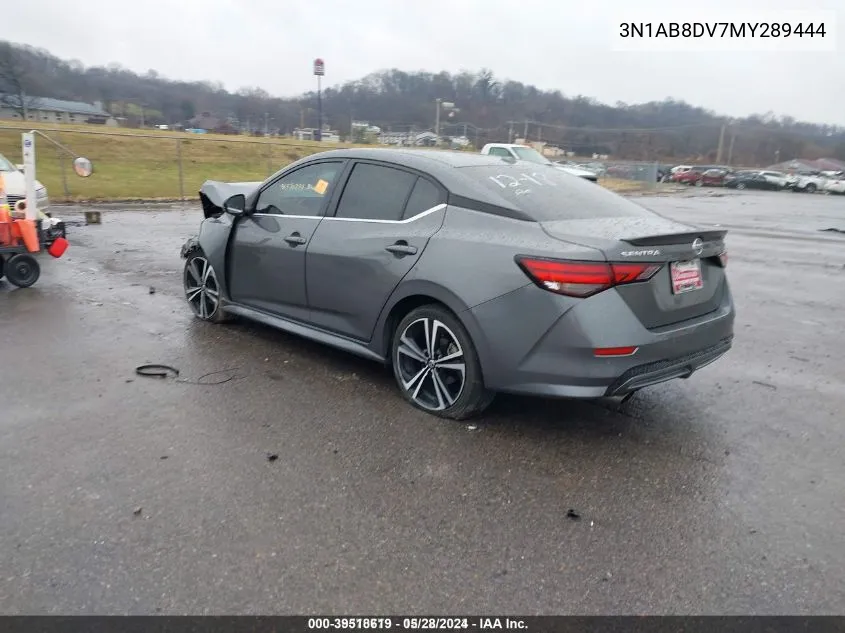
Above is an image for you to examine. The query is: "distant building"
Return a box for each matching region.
[0,95,114,125]
[293,128,340,143]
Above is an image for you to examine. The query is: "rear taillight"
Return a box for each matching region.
[516,257,662,298]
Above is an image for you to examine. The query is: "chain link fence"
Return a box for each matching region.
[0,126,334,202]
[560,158,661,186]
[0,125,668,201]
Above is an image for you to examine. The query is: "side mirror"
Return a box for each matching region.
[223,193,247,216]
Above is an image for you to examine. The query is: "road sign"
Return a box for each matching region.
[313,58,325,76]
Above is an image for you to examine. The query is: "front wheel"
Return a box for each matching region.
[183,251,230,323]
[392,305,494,420]
[806,183,817,194]
[736,182,746,190]
[5,254,40,288]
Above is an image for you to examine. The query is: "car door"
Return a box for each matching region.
[227,160,346,321]
[305,161,447,341]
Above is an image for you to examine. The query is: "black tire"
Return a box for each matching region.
[736,182,746,190]
[0,254,5,280]
[391,304,494,420]
[806,183,817,194]
[5,254,40,288]
[183,250,231,323]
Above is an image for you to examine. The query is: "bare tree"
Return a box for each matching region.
[0,42,41,119]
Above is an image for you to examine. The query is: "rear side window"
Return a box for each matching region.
[403,178,444,219]
[460,165,655,221]
[335,163,416,221]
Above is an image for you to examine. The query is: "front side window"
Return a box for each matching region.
[256,161,342,216]
[334,163,417,221]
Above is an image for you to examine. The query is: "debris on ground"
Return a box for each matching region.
[266,453,279,462]
[133,507,143,516]
[467,424,478,431]
[149,286,156,294]
[566,509,581,521]
[752,380,777,390]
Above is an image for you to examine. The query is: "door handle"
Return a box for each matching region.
[284,233,307,246]
[385,241,418,256]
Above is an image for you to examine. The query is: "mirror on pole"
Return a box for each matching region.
[73,157,94,178]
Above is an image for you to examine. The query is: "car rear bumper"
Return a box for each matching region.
[468,282,735,399]
[603,335,732,396]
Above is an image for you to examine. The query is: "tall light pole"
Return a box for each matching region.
[313,58,325,141]
[434,98,458,145]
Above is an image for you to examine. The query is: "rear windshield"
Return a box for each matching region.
[459,164,655,221]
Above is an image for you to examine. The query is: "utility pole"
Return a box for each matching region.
[523,121,528,141]
[313,58,325,141]
[300,108,305,130]
[716,122,726,163]
[435,98,442,139]
[727,132,737,165]
[264,112,269,136]
[508,121,514,143]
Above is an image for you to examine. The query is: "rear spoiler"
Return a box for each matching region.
[623,229,727,247]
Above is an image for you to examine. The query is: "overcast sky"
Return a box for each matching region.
[7,0,844,125]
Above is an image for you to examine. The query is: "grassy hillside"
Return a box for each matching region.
[0,121,338,201]
[0,121,646,201]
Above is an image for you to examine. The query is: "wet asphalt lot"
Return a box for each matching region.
[1,189,844,615]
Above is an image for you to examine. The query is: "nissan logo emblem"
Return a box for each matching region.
[692,238,704,255]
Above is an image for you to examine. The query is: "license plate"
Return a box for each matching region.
[670,259,703,294]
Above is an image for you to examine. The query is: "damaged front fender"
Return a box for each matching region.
[180,235,200,259]
[199,180,261,219]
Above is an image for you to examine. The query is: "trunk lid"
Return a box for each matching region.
[540,217,728,329]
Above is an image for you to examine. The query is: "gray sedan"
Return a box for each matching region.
[182,149,735,419]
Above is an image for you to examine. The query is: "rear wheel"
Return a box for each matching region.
[736,182,746,190]
[0,254,4,280]
[183,251,230,323]
[695,179,703,187]
[806,183,817,193]
[5,254,40,288]
[391,304,494,420]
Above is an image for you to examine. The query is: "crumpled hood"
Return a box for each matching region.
[199,180,261,217]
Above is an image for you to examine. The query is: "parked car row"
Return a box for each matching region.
[666,164,845,194]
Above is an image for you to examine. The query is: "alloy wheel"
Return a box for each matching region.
[184,255,220,319]
[395,317,466,411]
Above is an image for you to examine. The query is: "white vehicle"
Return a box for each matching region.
[479,143,599,181]
[789,172,827,194]
[0,152,50,213]
[671,165,693,175]
[823,175,845,194]
[757,170,790,189]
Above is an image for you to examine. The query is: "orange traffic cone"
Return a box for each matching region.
[15,220,41,253]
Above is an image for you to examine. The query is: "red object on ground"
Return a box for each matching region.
[48,237,69,258]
